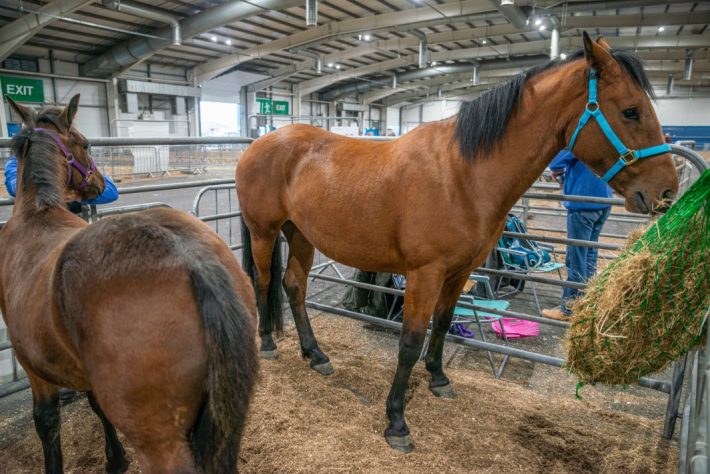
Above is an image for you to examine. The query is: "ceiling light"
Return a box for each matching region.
[481,38,487,44]
[363,34,371,41]
[211,35,217,42]
[560,53,567,59]
[225,39,232,45]
[534,18,542,26]
[539,25,546,31]
[327,63,334,67]
[335,64,341,69]
[658,26,665,32]
[431,61,437,66]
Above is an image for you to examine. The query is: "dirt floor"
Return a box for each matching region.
[0,313,678,473]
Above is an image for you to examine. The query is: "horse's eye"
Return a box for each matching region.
[622,108,639,120]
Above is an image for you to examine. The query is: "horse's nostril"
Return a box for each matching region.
[661,189,676,203]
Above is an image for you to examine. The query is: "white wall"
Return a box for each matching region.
[654,98,710,126]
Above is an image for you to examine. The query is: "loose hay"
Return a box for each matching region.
[567,170,710,386]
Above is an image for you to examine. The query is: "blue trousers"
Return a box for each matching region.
[561,208,611,313]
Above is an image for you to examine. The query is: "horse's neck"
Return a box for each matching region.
[471,66,585,217]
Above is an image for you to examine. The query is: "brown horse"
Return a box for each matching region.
[0,95,258,473]
[236,33,679,453]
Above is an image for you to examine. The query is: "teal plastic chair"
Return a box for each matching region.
[451,274,511,378]
[495,241,564,315]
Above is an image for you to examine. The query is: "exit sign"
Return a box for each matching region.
[257,98,272,114]
[273,100,289,115]
[1,76,44,103]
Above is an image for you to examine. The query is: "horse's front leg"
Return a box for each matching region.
[425,272,470,398]
[28,373,63,473]
[384,266,444,453]
[87,391,129,474]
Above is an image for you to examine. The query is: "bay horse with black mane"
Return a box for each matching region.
[237,33,678,453]
[0,94,258,473]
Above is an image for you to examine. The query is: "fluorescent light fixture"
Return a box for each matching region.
[225,39,232,45]
[327,63,334,67]
[211,35,217,42]
[539,25,546,31]
[534,18,542,26]
[335,64,341,69]
[658,26,665,32]
[431,61,437,66]
[364,34,371,41]
[560,53,567,59]
[481,38,487,44]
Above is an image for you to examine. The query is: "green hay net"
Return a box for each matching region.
[567,169,710,387]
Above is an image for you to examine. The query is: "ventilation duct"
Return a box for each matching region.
[495,0,528,29]
[550,28,559,59]
[472,63,480,85]
[666,74,674,95]
[411,31,428,69]
[684,50,693,80]
[305,0,318,26]
[103,0,181,45]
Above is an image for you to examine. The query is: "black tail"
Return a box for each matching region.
[240,219,284,333]
[188,250,259,473]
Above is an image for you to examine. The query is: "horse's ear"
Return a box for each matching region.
[596,35,612,51]
[60,93,81,130]
[582,31,614,71]
[6,95,32,124]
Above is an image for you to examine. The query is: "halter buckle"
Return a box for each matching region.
[620,150,638,166]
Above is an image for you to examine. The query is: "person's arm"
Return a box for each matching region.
[549,149,575,172]
[3,157,18,198]
[83,174,119,205]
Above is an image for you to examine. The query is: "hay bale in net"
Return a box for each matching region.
[566,169,710,386]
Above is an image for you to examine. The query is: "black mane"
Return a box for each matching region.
[10,106,67,209]
[453,49,656,162]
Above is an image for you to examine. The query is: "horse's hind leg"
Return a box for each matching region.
[424,272,469,399]
[27,372,63,473]
[87,391,129,474]
[282,221,333,375]
[251,232,281,358]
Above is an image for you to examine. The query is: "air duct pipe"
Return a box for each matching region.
[298,50,322,74]
[103,0,181,45]
[305,0,318,26]
[550,28,559,59]
[472,63,480,85]
[666,74,674,95]
[495,0,528,29]
[411,31,428,69]
[684,50,693,80]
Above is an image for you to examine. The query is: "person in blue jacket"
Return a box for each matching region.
[541,149,612,321]
[4,156,119,211]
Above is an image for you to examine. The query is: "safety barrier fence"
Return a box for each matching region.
[0,140,707,458]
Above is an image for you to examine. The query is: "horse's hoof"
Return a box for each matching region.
[430,383,457,399]
[312,361,334,376]
[385,434,414,453]
[260,350,279,360]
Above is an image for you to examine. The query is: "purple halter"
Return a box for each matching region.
[32,127,96,191]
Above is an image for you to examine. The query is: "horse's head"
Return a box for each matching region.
[566,32,678,214]
[7,94,106,204]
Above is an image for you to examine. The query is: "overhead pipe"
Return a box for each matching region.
[103,0,181,45]
[298,50,322,74]
[667,74,674,95]
[410,30,428,69]
[684,50,694,80]
[80,0,302,78]
[495,0,528,29]
[472,63,480,85]
[305,0,318,27]
[320,56,548,101]
[550,28,559,59]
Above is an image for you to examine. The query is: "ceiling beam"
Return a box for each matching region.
[192,0,495,84]
[0,0,95,62]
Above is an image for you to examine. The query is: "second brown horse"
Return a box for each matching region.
[237,34,679,452]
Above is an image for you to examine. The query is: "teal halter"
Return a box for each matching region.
[567,68,671,183]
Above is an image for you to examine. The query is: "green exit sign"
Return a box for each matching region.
[273,100,289,115]
[1,76,44,103]
[257,98,272,114]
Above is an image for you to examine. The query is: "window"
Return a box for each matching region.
[2,57,39,72]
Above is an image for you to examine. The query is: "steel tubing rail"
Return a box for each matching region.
[305,301,670,393]
[309,272,567,328]
[117,179,234,195]
[0,136,254,148]
[0,379,30,399]
[502,231,622,250]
